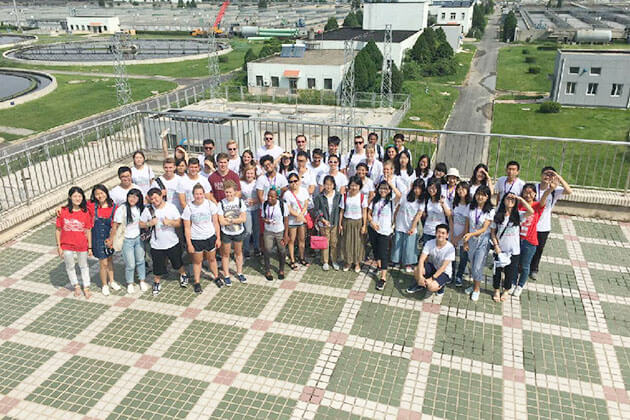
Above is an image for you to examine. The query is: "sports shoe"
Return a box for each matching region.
[109,281,121,291]
[224,277,232,287]
[332,262,340,271]
[237,274,247,284]
[376,279,386,291]
[406,284,425,294]
[405,266,414,273]
[194,282,202,294]
[455,277,463,287]
[342,265,350,272]
[139,281,148,292]
[215,278,224,288]
[465,286,474,295]
[179,273,189,288]
[512,285,523,298]
[437,286,445,296]
[471,290,480,302]
[529,272,538,281]
[152,282,161,296]
[101,285,110,296]
[127,284,135,294]
[445,277,453,285]
[322,263,330,271]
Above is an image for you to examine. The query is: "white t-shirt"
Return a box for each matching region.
[260,201,286,234]
[360,177,375,196]
[290,169,316,191]
[177,175,212,206]
[181,200,218,240]
[467,207,495,238]
[318,171,348,193]
[397,170,417,189]
[113,204,141,239]
[395,195,422,233]
[441,185,458,209]
[255,172,288,201]
[451,204,469,245]
[423,199,451,236]
[469,183,485,200]
[131,165,155,196]
[345,150,367,176]
[228,157,241,174]
[284,187,310,226]
[536,184,564,232]
[369,199,395,236]
[366,160,383,183]
[491,212,526,256]
[240,180,260,211]
[417,169,433,187]
[217,197,247,235]
[308,163,329,185]
[140,202,181,250]
[375,175,408,198]
[256,145,284,162]
[151,175,182,213]
[422,239,456,278]
[110,184,138,207]
[340,192,367,220]
[496,176,525,200]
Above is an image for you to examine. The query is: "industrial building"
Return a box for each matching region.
[550,49,630,109]
[430,0,475,35]
[66,16,120,34]
[432,23,464,52]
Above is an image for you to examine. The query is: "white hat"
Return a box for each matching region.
[446,168,460,179]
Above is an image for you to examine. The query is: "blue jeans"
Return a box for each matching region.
[454,245,469,279]
[122,236,145,284]
[517,239,537,287]
[391,230,419,266]
[468,236,489,282]
[421,233,435,247]
[243,209,261,256]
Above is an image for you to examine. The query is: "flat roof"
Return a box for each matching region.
[431,1,474,7]
[253,49,351,66]
[319,28,419,43]
[559,49,630,55]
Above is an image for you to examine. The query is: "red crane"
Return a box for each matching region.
[213,1,230,32]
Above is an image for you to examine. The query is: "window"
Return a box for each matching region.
[324,78,332,90]
[450,12,457,19]
[307,78,316,89]
[461,13,466,19]
[565,82,576,95]
[271,76,279,87]
[103,25,108,31]
[441,12,446,19]
[587,83,598,95]
[590,67,601,76]
[569,66,579,74]
[289,79,297,94]
[611,83,623,97]
[256,75,263,87]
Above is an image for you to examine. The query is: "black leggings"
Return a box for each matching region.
[368,227,390,270]
[493,254,519,290]
[529,231,550,274]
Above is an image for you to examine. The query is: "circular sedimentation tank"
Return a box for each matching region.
[0,34,36,48]
[0,69,55,106]
[5,38,227,65]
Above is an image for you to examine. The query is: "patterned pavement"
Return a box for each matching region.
[0,215,629,419]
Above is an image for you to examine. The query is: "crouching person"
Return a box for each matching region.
[408,224,455,296]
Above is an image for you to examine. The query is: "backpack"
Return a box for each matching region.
[155,177,167,200]
[263,200,285,218]
[220,198,244,213]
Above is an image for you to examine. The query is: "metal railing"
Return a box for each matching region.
[1,110,628,217]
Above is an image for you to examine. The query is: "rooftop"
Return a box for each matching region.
[431,0,474,8]
[253,49,350,66]
[559,49,630,54]
[319,27,419,43]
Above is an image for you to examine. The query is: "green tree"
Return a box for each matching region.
[351,0,361,11]
[557,0,563,7]
[258,0,268,9]
[356,10,363,26]
[469,4,487,38]
[324,17,338,31]
[434,39,454,59]
[391,63,403,93]
[343,11,360,28]
[187,0,197,8]
[177,0,184,8]
[502,11,517,42]
[258,45,275,58]
[98,0,105,6]
[362,40,383,70]
[410,30,434,64]
[243,48,256,70]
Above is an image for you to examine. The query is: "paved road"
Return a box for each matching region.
[436,10,502,176]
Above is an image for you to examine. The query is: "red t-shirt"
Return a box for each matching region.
[208,170,241,202]
[56,207,93,252]
[87,201,116,220]
[519,202,543,246]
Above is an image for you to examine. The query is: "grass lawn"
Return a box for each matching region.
[0,132,23,142]
[0,74,176,134]
[490,103,630,189]
[423,44,477,86]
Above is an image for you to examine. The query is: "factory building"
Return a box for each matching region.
[550,49,630,109]
[429,0,475,35]
[66,16,120,34]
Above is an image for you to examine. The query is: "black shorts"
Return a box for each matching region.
[221,231,245,244]
[191,235,217,253]
[151,244,183,276]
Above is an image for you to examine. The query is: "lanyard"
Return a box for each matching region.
[267,174,276,188]
[367,162,374,178]
[376,200,388,218]
[504,178,515,196]
[474,208,481,227]
[447,185,456,201]
[266,203,275,220]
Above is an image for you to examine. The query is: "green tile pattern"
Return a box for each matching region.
[581,242,630,267]
[600,302,630,337]
[439,287,504,316]
[21,224,58,246]
[541,238,569,259]
[275,291,346,331]
[590,269,630,298]
[212,387,296,420]
[573,220,626,242]
[520,290,589,330]
[302,265,357,289]
[206,283,276,317]
[24,298,108,339]
[164,320,247,367]
[350,301,419,345]
[0,288,48,327]
[242,332,324,385]
[0,342,55,395]
[0,248,43,276]
[139,281,199,306]
[614,346,630,390]
[27,260,80,287]
[27,356,129,415]
[434,315,503,365]
[315,406,372,420]
[526,384,609,420]
[531,263,578,290]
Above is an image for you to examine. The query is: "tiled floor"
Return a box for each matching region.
[0,215,629,419]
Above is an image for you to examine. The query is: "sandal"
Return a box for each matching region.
[299,258,310,267]
[501,291,510,302]
[278,271,285,280]
[493,291,501,302]
[264,272,273,281]
[83,287,92,299]
[74,286,82,297]
[289,261,298,270]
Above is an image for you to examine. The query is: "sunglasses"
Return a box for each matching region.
[204,146,214,150]
[355,141,363,145]
[296,140,306,144]
[289,179,299,183]
[228,148,237,151]
[265,137,273,141]
[297,159,307,163]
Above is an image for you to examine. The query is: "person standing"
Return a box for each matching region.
[415,154,433,186]
[240,165,261,258]
[292,151,317,196]
[343,135,367,177]
[151,158,182,213]
[318,154,348,195]
[495,161,525,203]
[256,155,289,203]
[407,224,456,295]
[196,139,216,175]
[449,181,471,287]
[217,181,248,286]
[391,178,424,273]
[209,153,242,202]
[393,133,412,163]
[367,132,384,161]
[441,168,460,209]
[131,150,155,198]
[394,150,416,188]
[469,163,494,199]
[261,188,289,280]
[421,178,452,243]
[314,175,342,271]
[255,131,283,166]
[284,173,311,268]
[110,166,139,206]
[340,176,368,273]
[226,140,241,173]
[89,185,120,296]
[368,181,396,291]
[365,145,383,183]
[177,158,213,209]
[355,163,376,202]
[308,148,329,186]
[291,134,311,166]
[322,136,343,166]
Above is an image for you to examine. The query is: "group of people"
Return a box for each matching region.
[55,131,571,302]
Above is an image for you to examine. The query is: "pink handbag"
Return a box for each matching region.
[310,236,329,250]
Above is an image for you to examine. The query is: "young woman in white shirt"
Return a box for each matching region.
[469,163,494,200]
[313,175,343,271]
[368,180,396,291]
[364,145,383,183]
[339,176,368,273]
[448,181,470,287]
[131,150,155,198]
[421,177,452,243]
[284,172,311,269]
[217,181,248,286]
[394,150,416,189]
[355,162,376,202]
[415,154,433,186]
[240,165,261,258]
[391,178,425,273]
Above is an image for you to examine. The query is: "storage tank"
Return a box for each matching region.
[575,29,612,43]
[241,26,259,37]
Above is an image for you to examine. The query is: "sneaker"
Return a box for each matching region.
[512,285,523,298]
[224,277,232,287]
[109,281,121,291]
[437,286,445,295]
[354,265,361,273]
[342,265,350,272]
[471,290,480,302]
[237,274,247,284]
[322,263,330,271]
[332,262,340,271]
[445,276,453,285]
[406,284,425,294]
[101,285,110,296]
[127,284,135,294]
[455,277,463,287]
[215,278,224,288]
[179,273,189,288]
[152,282,161,296]
[405,266,414,273]
[139,281,148,292]
[376,279,386,291]
[529,272,538,281]
[464,286,474,295]
[194,282,202,294]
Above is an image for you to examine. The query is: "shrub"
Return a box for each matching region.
[522,48,529,54]
[524,56,536,63]
[539,101,561,113]
[218,55,228,63]
[528,66,541,74]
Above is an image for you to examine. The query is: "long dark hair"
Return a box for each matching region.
[470,185,493,213]
[91,184,113,208]
[470,163,489,186]
[240,149,254,175]
[415,154,431,178]
[65,186,88,213]
[394,150,414,176]
[426,177,442,203]
[433,162,447,184]
[494,195,520,227]
[279,155,295,174]
[383,145,397,164]
[407,177,425,203]
[453,181,471,207]
[125,188,145,224]
[372,180,393,209]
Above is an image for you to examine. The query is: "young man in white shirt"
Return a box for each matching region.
[495,160,525,203]
[407,223,456,295]
[393,133,412,164]
[367,132,384,161]
[529,166,572,280]
[308,148,329,186]
[322,136,344,166]
[140,188,189,295]
[291,134,311,167]
[177,157,213,209]
[151,158,181,212]
[226,140,241,174]
[256,154,289,203]
[255,131,283,167]
[110,166,139,206]
[343,135,367,177]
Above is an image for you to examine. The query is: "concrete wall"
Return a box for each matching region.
[434,6,474,34]
[363,2,429,31]
[247,61,347,93]
[433,25,463,52]
[66,16,120,34]
[551,51,630,109]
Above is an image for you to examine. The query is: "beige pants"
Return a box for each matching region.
[320,225,339,265]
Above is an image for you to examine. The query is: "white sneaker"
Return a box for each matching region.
[101,285,110,296]
[405,266,414,273]
[465,286,474,295]
[127,284,135,294]
[471,291,480,302]
[322,263,330,271]
[512,285,523,298]
[332,262,340,271]
[139,281,148,292]
[109,281,121,291]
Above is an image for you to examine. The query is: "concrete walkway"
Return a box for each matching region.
[44,70,179,82]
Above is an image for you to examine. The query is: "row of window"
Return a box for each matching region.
[568,66,600,76]
[69,24,108,31]
[441,12,467,20]
[255,75,333,90]
[565,82,624,97]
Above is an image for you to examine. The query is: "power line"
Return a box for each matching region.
[380,24,393,109]
[112,32,132,109]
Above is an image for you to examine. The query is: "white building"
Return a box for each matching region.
[430,1,474,35]
[433,23,464,52]
[66,16,120,34]
[363,0,429,31]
